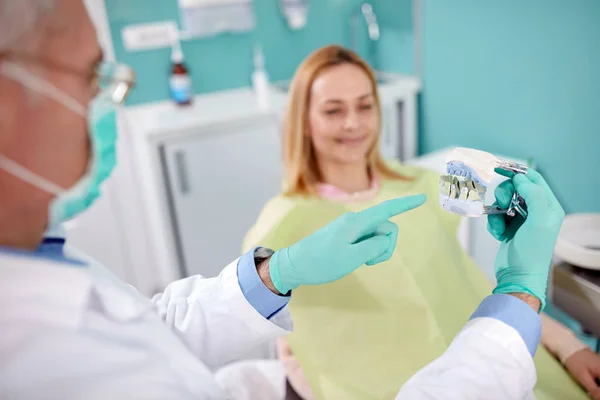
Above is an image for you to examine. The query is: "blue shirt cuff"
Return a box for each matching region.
[470,294,542,357]
[237,247,290,320]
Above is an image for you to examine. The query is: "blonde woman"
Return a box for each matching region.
[243,45,600,400]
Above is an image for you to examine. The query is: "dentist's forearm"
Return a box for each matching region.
[509,293,541,313]
[397,294,540,399]
[471,294,542,357]
[257,257,281,295]
[237,247,289,319]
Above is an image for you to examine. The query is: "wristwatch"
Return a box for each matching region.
[254,247,275,265]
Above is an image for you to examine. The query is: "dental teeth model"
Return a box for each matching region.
[438,147,529,218]
[438,175,487,217]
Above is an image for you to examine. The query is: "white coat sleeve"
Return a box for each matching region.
[151,251,293,371]
[395,294,542,400]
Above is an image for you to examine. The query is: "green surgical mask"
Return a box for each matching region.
[0,61,118,228]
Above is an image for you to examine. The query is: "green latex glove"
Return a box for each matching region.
[269,194,427,294]
[487,169,565,310]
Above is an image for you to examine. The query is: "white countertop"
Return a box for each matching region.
[123,87,287,141]
[124,74,421,142]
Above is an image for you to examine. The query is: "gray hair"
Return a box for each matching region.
[0,0,58,48]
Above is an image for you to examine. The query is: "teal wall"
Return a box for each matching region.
[420,0,600,213]
[376,0,414,75]
[106,0,414,105]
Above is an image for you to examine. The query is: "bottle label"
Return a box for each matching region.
[170,75,192,104]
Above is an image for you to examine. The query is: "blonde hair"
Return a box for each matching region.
[283,44,409,196]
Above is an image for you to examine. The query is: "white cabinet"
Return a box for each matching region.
[160,116,283,277]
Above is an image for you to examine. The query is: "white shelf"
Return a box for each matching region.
[124,87,288,141]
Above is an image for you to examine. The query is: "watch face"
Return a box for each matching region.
[255,247,275,259]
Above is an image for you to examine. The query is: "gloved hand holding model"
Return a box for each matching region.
[488,169,566,310]
[269,194,427,294]
[396,168,568,399]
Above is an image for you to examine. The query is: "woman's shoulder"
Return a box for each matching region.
[255,193,322,220]
[242,193,323,252]
[260,194,299,214]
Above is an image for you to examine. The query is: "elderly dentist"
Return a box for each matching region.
[0,1,565,399]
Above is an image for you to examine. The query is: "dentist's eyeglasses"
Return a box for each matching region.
[0,52,136,105]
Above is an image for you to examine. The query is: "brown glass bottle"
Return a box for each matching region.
[169,46,193,106]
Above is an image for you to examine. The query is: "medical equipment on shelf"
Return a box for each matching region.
[251,44,271,110]
[438,147,528,218]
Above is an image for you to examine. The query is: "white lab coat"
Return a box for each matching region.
[396,316,537,400]
[0,251,536,400]
[216,318,538,400]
